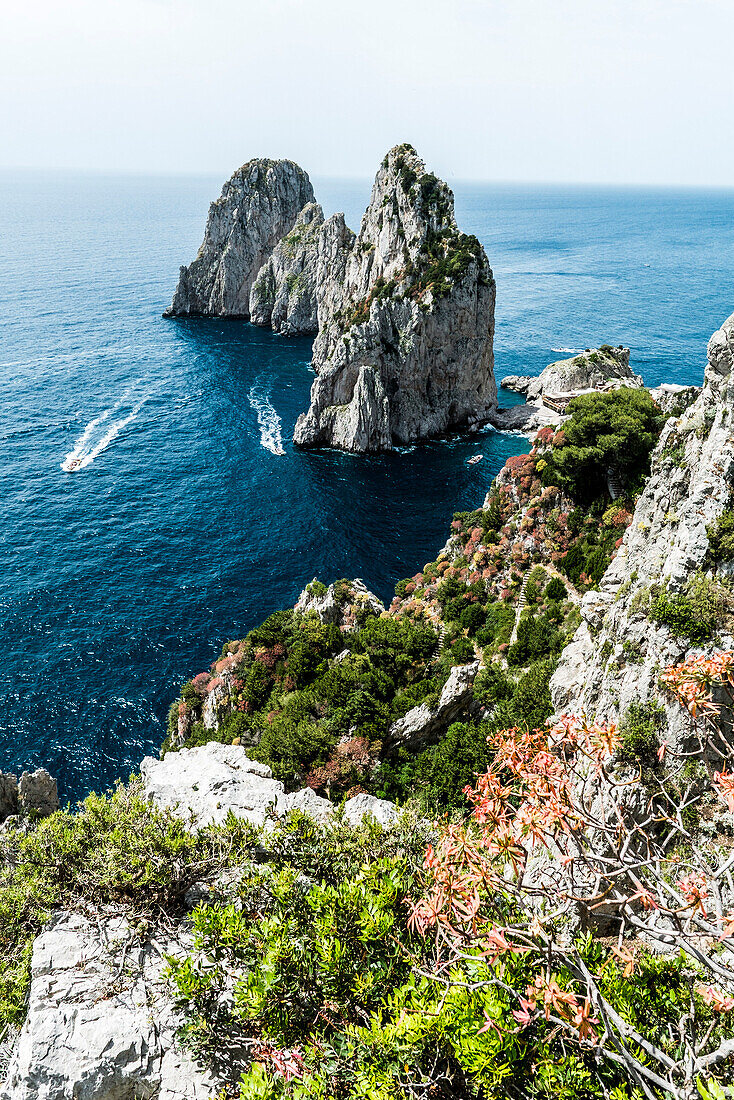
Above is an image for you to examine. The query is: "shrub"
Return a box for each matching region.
[0,783,254,1034]
[708,509,734,563]
[544,575,567,601]
[649,573,730,643]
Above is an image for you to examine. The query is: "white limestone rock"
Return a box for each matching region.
[386,660,480,750]
[342,792,397,829]
[295,577,386,632]
[0,912,217,1100]
[502,346,640,404]
[550,311,734,750]
[165,158,314,318]
[18,769,59,819]
[276,787,334,824]
[293,144,496,452]
[249,203,354,335]
[141,742,284,828]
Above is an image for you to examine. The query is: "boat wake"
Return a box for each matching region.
[551,346,583,354]
[248,386,285,455]
[61,396,143,472]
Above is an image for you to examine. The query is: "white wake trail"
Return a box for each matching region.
[248,386,285,455]
[62,395,143,472]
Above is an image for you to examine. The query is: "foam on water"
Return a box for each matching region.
[61,397,143,471]
[248,385,285,455]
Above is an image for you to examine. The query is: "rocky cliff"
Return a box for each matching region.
[164,159,314,318]
[551,312,734,747]
[248,203,354,335]
[293,144,496,452]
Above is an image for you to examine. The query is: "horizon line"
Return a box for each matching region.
[1,163,734,193]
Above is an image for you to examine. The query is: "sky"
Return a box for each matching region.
[2,0,733,186]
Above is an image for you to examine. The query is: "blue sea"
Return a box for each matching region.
[2,170,734,804]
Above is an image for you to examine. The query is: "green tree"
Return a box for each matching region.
[547,387,664,501]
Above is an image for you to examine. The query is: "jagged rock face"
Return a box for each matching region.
[294,577,386,631]
[502,346,640,403]
[0,769,58,824]
[165,158,314,318]
[386,660,480,750]
[550,312,734,746]
[293,144,496,452]
[0,912,217,1100]
[249,204,355,335]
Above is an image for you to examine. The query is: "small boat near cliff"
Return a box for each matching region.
[467,454,483,465]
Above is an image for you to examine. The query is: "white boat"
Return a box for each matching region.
[66,457,82,471]
[467,454,483,465]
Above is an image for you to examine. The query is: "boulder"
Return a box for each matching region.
[0,912,217,1100]
[293,144,496,452]
[165,158,314,318]
[276,787,334,824]
[342,793,397,829]
[18,769,59,819]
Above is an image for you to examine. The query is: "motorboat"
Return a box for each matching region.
[467,454,483,465]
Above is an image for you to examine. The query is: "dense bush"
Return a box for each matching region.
[649,572,731,643]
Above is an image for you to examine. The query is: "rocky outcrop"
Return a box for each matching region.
[141,743,285,828]
[550,313,734,747]
[249,203,355,335]
[386,660,480,750]
[502,345,640,403]
[0,769,58,824]
[293,144,496,452]
[165,158,314,318]
[343,793,397,829]
[294,577,386,631]
[0,912,217,1100]
[142,742,396,831]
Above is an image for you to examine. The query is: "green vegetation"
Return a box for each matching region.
[542,387,664,502]
[617,701,665,774]
[708,508,734,563]
[649,572,732,643]
[0,782,254,1033]
[162,812,733,1100]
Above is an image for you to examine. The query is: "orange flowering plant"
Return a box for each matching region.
[407,655,734,1099]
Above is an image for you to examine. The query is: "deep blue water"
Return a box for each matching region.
[2,170,734,804]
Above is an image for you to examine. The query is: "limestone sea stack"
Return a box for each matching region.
[249,202,355,335]
[164,158,314,318]
[293,144,497,452]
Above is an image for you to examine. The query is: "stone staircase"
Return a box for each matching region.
[510,573,530,645]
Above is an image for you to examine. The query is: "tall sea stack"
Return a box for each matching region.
[164,158,314,318]
[292,144,497,452]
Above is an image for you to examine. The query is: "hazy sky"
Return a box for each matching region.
[3,0,733,185]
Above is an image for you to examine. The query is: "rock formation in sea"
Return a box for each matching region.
[248,203,355,335]
[164,158,314,318]
[501,345,641,402]
[550,311,734,748]
[292,144,497,452]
